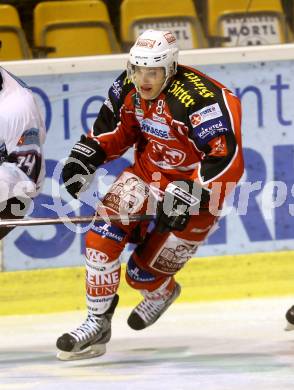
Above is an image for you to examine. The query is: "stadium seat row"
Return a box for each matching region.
[0,0,292,61]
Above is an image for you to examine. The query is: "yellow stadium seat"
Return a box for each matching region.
[33,0,121,58]
[281,0,294,36]
[0,4,31,61]
[120,0,207,51]
[206,0,289,47]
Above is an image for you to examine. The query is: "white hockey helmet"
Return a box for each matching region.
[128,30,179,95]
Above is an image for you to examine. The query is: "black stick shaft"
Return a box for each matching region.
[0,214,154,228]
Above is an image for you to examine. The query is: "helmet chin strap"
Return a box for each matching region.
[156,74,173,97]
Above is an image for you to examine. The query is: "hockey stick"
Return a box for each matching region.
[0,214,155,228]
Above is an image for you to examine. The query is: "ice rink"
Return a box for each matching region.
[1,297,294,390]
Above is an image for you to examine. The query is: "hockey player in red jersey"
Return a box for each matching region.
[57,30,244,360]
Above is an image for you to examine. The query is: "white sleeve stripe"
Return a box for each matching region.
[222,88,235,135]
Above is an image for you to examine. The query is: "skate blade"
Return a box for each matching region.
[285,321,294,331]
[57,343,106,361]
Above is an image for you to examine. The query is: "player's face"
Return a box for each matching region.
[132,66,166,100]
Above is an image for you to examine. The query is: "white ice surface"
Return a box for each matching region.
[0,297,294,390]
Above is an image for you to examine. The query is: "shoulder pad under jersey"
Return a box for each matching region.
[108,70,135,107]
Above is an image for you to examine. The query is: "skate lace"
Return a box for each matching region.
[69,315,104,343]
[136,298,166,322]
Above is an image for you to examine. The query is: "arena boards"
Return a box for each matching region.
[0,250,293,316]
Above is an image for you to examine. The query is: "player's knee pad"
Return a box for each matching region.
[126,255,158,290]
[126,254,176,296]
[136,233,201,276]
[85,221,127,261]
[85,248,121,315]
[103,170,149,216]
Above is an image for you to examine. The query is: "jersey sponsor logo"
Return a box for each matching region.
[190,113,202,127]
[136,108,144,116]
[91,222,126,242]
[110,79,122,100]
[196,119,229,141]
[123,76,132,86]
[136,38,156,48]
[208,135,228,157]
[127,256,156,282]
[134,93,141,108]
[168,80,196,107]
[184,72,215,98]
[135,108,144,121]
[86,248,109,264]
[150,241,199,274]
[87,270,120,284]
[104,172,148,214]
[189,103,223,128]
[141,119,170,139]
[86,269,120,297]
[87,295,113,306]
[87,284,119,297]
[17,128,40,146]
[103,97,114,113]
[149,140,186,168]
[152,113,167,124]
[85,261,106,272]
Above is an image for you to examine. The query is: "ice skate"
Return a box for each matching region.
[127,282,181,330]
[56,294,119,360]
[285,305,294,331]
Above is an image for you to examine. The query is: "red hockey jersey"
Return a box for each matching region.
[90,65,244,203]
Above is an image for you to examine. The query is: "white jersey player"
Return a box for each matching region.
[0,66,46,239]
